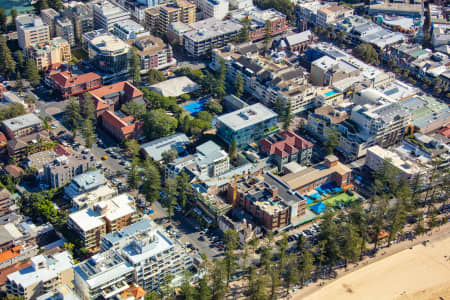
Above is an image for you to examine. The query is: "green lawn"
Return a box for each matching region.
[322,193,357,207]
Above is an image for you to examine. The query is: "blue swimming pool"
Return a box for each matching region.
[183,98,208,115]
[324,90,339,97]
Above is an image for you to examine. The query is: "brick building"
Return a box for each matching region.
[47,71,103,98]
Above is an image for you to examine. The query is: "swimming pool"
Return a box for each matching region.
[324,90,339,98]
[183,98,208,115]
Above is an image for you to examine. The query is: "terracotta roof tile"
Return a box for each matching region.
[0,245,22,263]
[50,71,101,88]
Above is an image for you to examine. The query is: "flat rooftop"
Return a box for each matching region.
[149,76,200,97]
[184,18,242,42]
[216,103,277,131]
[2,113,42,132]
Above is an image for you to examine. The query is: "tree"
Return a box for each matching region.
[127,157,140,190]
[341,223,361,269]
[323,128,339,155]
[63,98,82,136]
[121,101,146,120]
[49,0,62,10]
[234,73,244,98]
[81,118,95,148]
[129,47,141,84]
[147,69,166,85]
[298,249,314,286]
[204,100,222,115]
[143,109,178,140]
[161,148,177,164]
[282,102,293,130]
[177,171,191,209]
[211,260,228,300]
[142,159,161,204]
[144,292,161,300]
[352,43,379,65]
[228,139,237,162]
[273,97,284,116]
[80,93,96,121]
[25,59,40,86]
[0,36,16,79]
[14,50,24,73]
[10,9,18,32]
[0,9,7,33]
[196,278,211,300]
[124,139,141,157]
[284,254,299,296]
[264,20,272,51]
[238,26,249,43]
[34,0,49,12]
[197,110,212,123]
[217,58,226,87]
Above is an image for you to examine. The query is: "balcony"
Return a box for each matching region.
[101,281,129,299]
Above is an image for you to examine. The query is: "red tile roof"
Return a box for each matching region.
[260,130,314,158]
[50,71,102,88]
[4,165,24,178]
[0,260,31,286]
[54,144,72,156]
[89,81,143,99]
[102,110,143,137]
[437,125,450,138]
[0,245,22,263]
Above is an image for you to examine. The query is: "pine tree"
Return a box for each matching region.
[264,20,272,51]
[129,47,141,84]
[234,73,244,98]
[282,102,293,130]
[10,9,18,31]
[34,0,49,12]
[142,159,161,204]
[25,59,40,86]
[81,119,95,148]
[0,36,16,79]
[49,0,62,10]
[80,93,96,121]
[0,9,7,33]
[298,250,314,286]
[228,139,237,162]
[63,98,82,136]
[127,157,140,190]
[14,50,24,73]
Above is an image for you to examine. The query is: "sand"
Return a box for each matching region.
[301,236,450,300]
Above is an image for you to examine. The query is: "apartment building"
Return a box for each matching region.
[260,130,314,171]
[0,188,12,217]
[62,2,94,42]
[215,103,278,149]
[167,21,192,45]
[7,131,50,160]
[310,55,360,86]
[113,20,150,41]
[231,8,288,41]
[67,194,139,251]
[83,30,130,83]
[145,0,196,34]
[281,155,352,195]
[46,71,103,98]
[26,38,72,70]
[317,5,353,28]
[55,17,75,46]
[166,140,229,179]
[65,170,117,211]
[6,252,74,300]
[74,219,192,299]
[228,172,307,230]
[128,35,175,72]
[92,0,131,32]
[195,0,229,20]
[44,151,96,188]
[16,14,50,49]
[2,113,43,139]
[40,8,59,37]
[183,18,242,57]
[211,47,316,112]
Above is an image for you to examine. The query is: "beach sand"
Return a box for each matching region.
[301,236,450,300]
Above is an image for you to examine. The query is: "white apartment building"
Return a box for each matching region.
[55,17,75,46]
[113,20,150,41]
[74,219,193,299]
[316,5,353,28]
[92,0,131,32]
[6,252,74,300]
[16,14,50,49]
[195,0,229,20]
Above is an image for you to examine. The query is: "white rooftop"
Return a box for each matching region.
[216,103,277,131]
[2,113,42,132]
[149,76,200,97]
[184,18,242,42]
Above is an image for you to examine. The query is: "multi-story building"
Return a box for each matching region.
[74,219,192,300]
[62,2,94,42]
[215,103,278,149]
[40,8,59,37]
[166,140,229,179]
[281,155,352,195]
[229,172,308,230]
[310,55,360,86]
[195,0,229,20]
[2,113,43,140]
[316,5,353,28]
[229,0,252,10]
[44,151,96,188]
[55,17,75,46]
[92,0,131,32]
[6,252,74,300]
[7,131,50,160]
[26,38,72,70]
[65,170,117,211]
[145,0,196,34]
[46,71,103,98]
[83,30,130,83]
[16,14,50,50]
[167,21,192,45]
[128,35,175,71]
[0,188,12,218]
[432,23,450,48]
[231,8,288,41]
[211,47,316,112]
[113,19,150,41]
[285,30,313,53]
[260,130,314,171]
[183,18,242,57]
[68,194,139,252]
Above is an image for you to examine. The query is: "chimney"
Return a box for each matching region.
[325,155,338,167]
